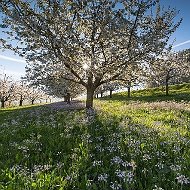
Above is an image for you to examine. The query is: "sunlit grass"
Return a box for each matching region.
[101,83,190,102]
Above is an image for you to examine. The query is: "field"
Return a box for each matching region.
[0,84,190,190]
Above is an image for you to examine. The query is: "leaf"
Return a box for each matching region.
[32,182,37,187]
[141,143,145,149]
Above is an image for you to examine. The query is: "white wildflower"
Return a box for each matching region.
[110,181,122,190]
[153,185,164,190]
[65,175,72,181]
[126,171,134,183]
[155,162,164,169]
[98,173,108,182]
[111,156,123,165]
[115,170,126,179]
[93,160,103,167]
[143,154,151,161]
[176,174,190,184]
[170,165,181,172]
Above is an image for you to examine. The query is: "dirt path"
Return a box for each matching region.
[44,100,85,110]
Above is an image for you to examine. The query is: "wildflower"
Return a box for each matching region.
[56,162,64,169]
[95,145,104,152]
[43,164,52,171]
[153,185,164,190]
[11,119,18,125]
[107,145,117,153]
[126,171,134,183]
[176,174,190,184]
[86,180,93,187]
[155,162,164,169]
[93,160,103,166]
[33,164,52,174]
[143,154,151,161]
[56,151,62,155]
[111,156,123,165]
[96,136,103,141]
[98,173,108,182]
[142,168,148,174]
[115,170,126,179]
[170,165,181,172]
[65,175,72,181]
[18,145,29,153]
[127,160,137,170]
[110,181,122,190]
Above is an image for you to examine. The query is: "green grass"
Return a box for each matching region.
[0,83,190,189]
[101,83,190,102]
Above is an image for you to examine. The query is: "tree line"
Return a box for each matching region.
[0,73,52,108]
[94,48,190,99]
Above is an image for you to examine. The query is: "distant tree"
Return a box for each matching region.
[95,84,107,98]
[44,94,52,103]
[0,73,15,108]
[117,64,144,98]
[0,0,181,108]
[171,49,190,84]
[148,49,190,95]
[40,75,85,103]
[27,88,44,105]
[104,81,121,98]
[15,80,30,106]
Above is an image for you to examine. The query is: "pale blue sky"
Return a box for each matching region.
[0,0,190,79]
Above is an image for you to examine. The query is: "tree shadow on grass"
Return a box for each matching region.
[83,113,190,190]
[0,100,85,125]
[0,104,45,124]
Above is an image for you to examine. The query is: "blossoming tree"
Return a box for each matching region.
[0,0,181,107]
[148,49,190,95]
[0,73,15,108]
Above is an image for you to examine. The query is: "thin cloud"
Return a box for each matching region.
[0,54,26,63]
[172,40,190,48]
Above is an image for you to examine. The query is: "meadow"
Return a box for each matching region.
[0,84,190,190]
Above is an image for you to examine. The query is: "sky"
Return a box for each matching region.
[0,0,190,80]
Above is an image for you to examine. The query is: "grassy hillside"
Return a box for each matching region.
[102,83,190,102]
[0,83,190,190]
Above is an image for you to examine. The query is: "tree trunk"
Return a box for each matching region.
[127,81,131,98]
[166,78,169,96]
[86,87,94,108]
[1,100,5,108]
[96,94,98,98]
[19,95,23,106]
[32,100,34,105]
[101,91,103,98]
[19,99,23,106]
[109,90,112,98]
[127,87,131,98]
[67,93,71,104]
